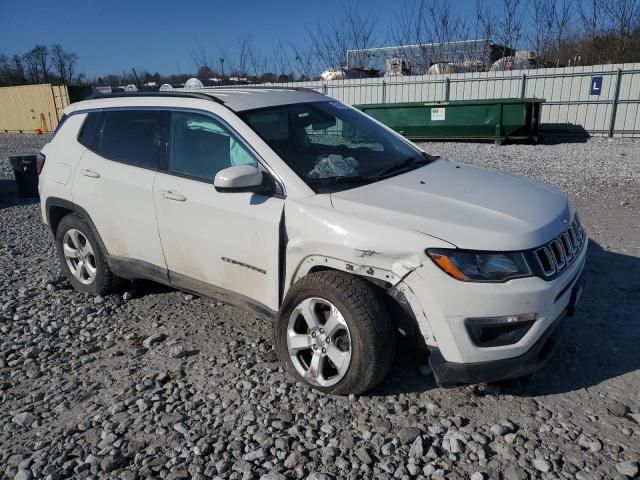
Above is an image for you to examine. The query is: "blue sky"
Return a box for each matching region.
[1,0,488,78]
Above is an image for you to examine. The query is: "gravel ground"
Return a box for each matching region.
[1,133,639,480]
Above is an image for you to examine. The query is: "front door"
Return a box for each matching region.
[153,110,284,312]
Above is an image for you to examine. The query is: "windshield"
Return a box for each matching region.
[240,101,437,193]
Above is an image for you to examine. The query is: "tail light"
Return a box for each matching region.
[36,153,46,175]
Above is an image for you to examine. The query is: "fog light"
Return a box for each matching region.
[466,313,537,326]
[465,313,537,347]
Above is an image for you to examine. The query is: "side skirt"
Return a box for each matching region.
[108,255,169,283]
[106,255,276,320]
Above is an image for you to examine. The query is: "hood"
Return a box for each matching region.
[330,159,571,251]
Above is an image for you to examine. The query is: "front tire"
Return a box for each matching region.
[55,214,117,295]
[275,271,395,395]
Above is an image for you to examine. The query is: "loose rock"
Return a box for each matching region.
[616,461,639,477]
[0,134,638,480]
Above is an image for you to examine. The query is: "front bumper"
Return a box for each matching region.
[428,272,584,385]
[398,238,588,385]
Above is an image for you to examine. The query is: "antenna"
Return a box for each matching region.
[132,68,143,91]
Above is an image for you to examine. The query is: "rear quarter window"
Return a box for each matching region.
[78,112,102,150]
[52,114,69,137]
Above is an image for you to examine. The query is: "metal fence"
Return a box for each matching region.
[206,63,640,137]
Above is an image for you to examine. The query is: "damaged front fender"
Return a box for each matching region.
[285,196,453,286]
[388,278,437,347]
[284,195,453,313]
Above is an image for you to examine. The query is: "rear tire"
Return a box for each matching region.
[55,214,117,296]
[275,271,395,395]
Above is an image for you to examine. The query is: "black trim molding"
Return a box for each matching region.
[108,255,275,319]
[45,197,276,320]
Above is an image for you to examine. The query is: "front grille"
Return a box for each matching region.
[534,217,586,277]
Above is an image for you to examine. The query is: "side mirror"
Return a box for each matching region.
[214,165,264,193]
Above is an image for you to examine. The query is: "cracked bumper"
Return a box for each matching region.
[398,241,587,385]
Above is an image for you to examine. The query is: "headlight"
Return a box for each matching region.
[426,249,532,282]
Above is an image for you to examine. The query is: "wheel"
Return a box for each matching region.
[275,271,395,395]
[55,214,118,295]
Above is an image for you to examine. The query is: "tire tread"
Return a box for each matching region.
[55,213,117,296]
[275,270,395,395]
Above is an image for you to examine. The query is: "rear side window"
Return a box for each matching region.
[99,110,166,169]
[78,112,102,150]
[52,114,69,137]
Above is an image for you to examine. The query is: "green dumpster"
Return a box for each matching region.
[355,98,544,143]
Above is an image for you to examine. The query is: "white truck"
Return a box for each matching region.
[37,88,587,394]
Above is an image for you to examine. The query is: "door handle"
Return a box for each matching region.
[80,168,100,178]
[159,189,187,202]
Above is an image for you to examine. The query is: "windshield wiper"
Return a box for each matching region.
[307,175,374,185]
[372,153,438,179]
[306,152,439,191]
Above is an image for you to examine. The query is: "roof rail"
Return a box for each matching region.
[87,91,225,104]
[202,85,315,91]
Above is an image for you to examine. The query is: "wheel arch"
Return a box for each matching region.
[45,197,75,236]
[291,259,427,349]
[45,197,110,256]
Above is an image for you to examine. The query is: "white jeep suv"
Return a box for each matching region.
[38,89,587,395]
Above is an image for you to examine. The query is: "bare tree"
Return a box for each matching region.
[429,1,470,47]
[392,0,472,74]
[51,45,67,83]
[12,55,26,84]
[306,2,378,73]
[289,41,317,80]
[0,54,13,85]
[552,0,575,65]
[393,1,428,45]
[393,0,437,73]
[271,41,294,82]
[191,36,215,77]
[196,65,214,78]
[580,0,603,44]
[343,2,378,69]
[217,36,254,78]
[66,51,79,83]
[530,0,552,59]
[603,0,639,59]
[576,0,605,63]
[238,37,251,76]
[605,0,639,36]
[32,45,52,82]
[533,0,575,66]
[51,44,79,84]
[495,0,526,53]
[22,49,41,83]
[242,37,269,79]
[475,0,496,41]
[19,45,52,84]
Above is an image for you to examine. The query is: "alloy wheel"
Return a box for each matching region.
[287,297,352,387]
[62,229,97,285]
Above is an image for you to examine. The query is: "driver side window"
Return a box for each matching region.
[169,111,257,181]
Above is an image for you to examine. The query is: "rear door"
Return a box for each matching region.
[153,109,284,312]
[72,109,168,273]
